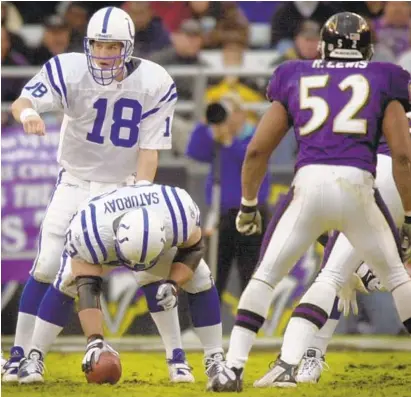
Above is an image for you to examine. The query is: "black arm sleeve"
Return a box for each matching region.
[173,237,205,271]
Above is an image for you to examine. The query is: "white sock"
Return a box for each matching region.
[281,281,336,365]
[309,318,339,356]
[14,313,37,355]
[226,279,274,369]
[150,307,183,360]
[194,323,223,357]
[226,326,257,369]
[392,280,411,331]
[30,318,63,355]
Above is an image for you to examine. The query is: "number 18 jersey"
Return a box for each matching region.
[267,60,411,175]
[19,53,176,183]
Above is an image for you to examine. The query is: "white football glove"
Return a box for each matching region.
[356,263,386,292]
[236,203,262,236]
[337,273,368,317]
[156,281,178,311]
[82,337,119,373]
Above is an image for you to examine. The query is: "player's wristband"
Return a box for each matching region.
[20,108,39,123]
[405,214,411,224]
[166,279,178,289]
[87,334,104,343]
[241,197,258,207]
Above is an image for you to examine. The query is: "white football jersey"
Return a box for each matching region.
[65,183,201,265]
[20,53,176,183]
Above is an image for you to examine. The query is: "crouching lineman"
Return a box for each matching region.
[17,182,224,387]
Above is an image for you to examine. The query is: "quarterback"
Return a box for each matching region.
[3,6,177,382]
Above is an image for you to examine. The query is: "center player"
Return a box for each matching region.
[209,12,411,391]
[17,182,224,387]
[3,6,178,382]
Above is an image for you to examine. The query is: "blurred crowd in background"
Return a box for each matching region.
[2,1,411,160]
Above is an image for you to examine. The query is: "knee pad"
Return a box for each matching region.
[181,259,213,294]
[31,231,66,284]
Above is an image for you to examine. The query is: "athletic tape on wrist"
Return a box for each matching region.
[20,108,39,123]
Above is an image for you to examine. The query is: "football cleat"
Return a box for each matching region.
[204,351,225,391]
[253,357,297,388]
[296,348,329,384]
[2,346,24,383]
[18,349,45,384]
[209,363,243,392]
[167,348,195,383]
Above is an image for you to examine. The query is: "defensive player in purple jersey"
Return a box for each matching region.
[209,12,411,392]
[295,114,411,383]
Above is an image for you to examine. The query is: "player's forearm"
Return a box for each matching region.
[11,97,36,123]
[241,102,289,201]
[168,261,194,286]
[135,149,158,182]
[392,159,411,213]
[241,149,269,201]
[78,309,105,339]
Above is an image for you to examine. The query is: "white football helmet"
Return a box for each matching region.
[114,207,166,272]
[84,6,135,85]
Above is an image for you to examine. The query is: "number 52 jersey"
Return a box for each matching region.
[267,60,411,176]
[19,53,177,183]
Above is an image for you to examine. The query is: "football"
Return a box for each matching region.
[85,351,122,385]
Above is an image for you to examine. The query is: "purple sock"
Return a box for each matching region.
[38,286,74,327]
[142,281,166,313]
[187,285,221,327]
[18,276,50,316]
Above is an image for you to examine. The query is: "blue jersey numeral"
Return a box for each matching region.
[25,82,48,98]
[87,98,142,148]
[164,116,171,137]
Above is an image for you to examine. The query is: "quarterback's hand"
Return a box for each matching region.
[356,263,386,292]
[81,338,119,373]
[156,281,178,311]
[337,273,368,317]
[22,115,45,136]
[400,216,411,262]
[236,202,262,236]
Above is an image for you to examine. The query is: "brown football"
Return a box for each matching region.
[85,351,122,385]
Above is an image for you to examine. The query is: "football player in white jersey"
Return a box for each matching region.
[4,6,177,382]
[16,183,225,387]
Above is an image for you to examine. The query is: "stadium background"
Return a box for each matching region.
[2,1,411,343]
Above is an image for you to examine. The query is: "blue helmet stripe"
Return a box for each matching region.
[102,7,114,33]
[140,207,149,263]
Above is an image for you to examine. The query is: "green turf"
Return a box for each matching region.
[2,351,411,397]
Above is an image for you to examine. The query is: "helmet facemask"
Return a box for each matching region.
[84,38,133,86]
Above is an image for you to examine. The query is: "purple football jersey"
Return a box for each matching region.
[267,60,411,175]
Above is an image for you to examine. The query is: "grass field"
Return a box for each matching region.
[2,351,411,397]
